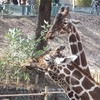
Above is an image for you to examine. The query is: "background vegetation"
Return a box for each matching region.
[75,0,100,6]
[0,21,50,84]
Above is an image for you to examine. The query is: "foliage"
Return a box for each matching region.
[75,0,100,6]
[32,20,51,58]
[33,0,40,8]
[75,0,91,6]
[0,28,34,81]
[0,20,50,82]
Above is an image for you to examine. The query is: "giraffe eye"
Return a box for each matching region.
[61,58,67,63]
[64,22,66,24]
[64,21,68,24]
[44,58,50,62]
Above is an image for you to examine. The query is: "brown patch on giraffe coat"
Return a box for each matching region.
[67,64,74,71]
[59,78,62,83]
[64,68,70,74]
[80,51,87,66]
[57,69,60,73]
[69,34,77,42]
[49,71,58,81]
[67,87,70,91]
[70,45,78,54]
[72,70,83,80]
[76,32,80,41]
[75,94,80,99]
[54,67,57,71]
[81,92,90,100]
[66,77,70,84]
[71,62,100,86]
[74,56,80,65]
[50,65,53,70]
[59,74,65,78]
[62,65,65,67]
[72,25,76,33]
[68,91,74,98]
[89,87,100,99]
[72,99,76,100]
[57,75,62,80]
[71,77,79,85]
[78,42,82,51]
[72,86,83,94]
[82,78,94,89]
[94,87,100,93]
[58,66,62,70]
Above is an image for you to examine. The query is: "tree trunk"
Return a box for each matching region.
[35,0,51,50]
[34,0,51,83]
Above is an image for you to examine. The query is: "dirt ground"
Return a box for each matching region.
[0,12,100,88]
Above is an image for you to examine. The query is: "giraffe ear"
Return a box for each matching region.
[55,55,77,64]
[68,55,77,61]
[60,55,77,64]
[71,19,82,26]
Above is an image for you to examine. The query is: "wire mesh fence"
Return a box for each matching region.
[0,86,69,100]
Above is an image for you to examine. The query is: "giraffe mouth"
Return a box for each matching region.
[48,35,55,39]
[46,31,62,40]
[46,31,56,40]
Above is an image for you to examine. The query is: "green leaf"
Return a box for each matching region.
[44,20,48,25]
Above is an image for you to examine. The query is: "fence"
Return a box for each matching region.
[0,86,68,100]
[3,67,100,84]
[0,68,100,100]
[0,4,61,17]
[0,67,100,100]
[0,73,68,100]
[90,67,100,83]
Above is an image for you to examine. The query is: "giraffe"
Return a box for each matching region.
[46,6,91,75]
[43,52,100,100]
[25,46,81,100]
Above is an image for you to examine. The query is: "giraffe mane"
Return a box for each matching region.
[71,61,100,86]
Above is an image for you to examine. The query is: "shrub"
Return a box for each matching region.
[0,20,50,83]
[75,0,100,6]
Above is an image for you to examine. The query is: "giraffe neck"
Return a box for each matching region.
[45,63,81,100]
[68,26,90,75]
[55,61,100,100]
[47,71,81,100]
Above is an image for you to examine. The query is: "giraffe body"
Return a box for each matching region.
[47,70,80,100]
[26,47,100,100]
[44,53,100,100]
[26,46,81,100]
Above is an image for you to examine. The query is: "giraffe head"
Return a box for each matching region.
[46,6,81,39]
[25,45,77,73]
[25,46,66,71]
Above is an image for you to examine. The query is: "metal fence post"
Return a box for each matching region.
[44,86,48,100]
[5,73,9,84]
[17,77,19,85]
[35,74,39,84]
